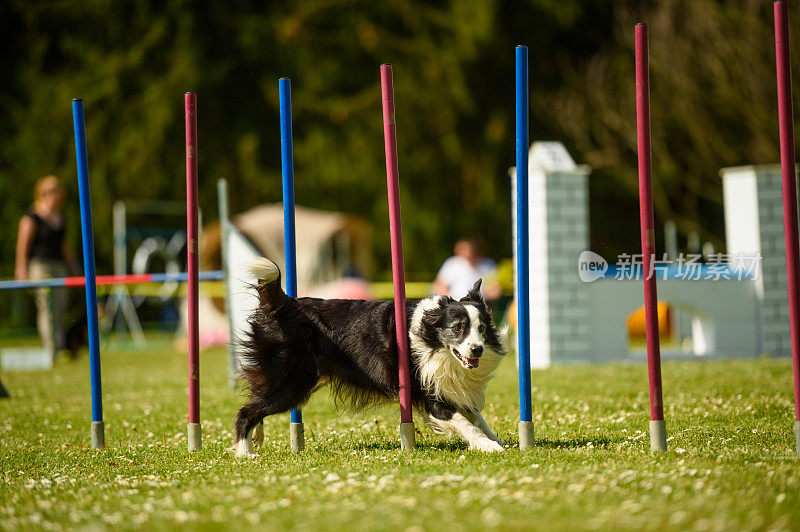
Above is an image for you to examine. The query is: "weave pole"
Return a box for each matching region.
[380,64,415,450]
[217,179,238,391]
[515,45,534,450]
[185,92,201,451]
[634,24,667,452]
[280,77,305,452]
[773,0,800,456]
[72,99,105,449]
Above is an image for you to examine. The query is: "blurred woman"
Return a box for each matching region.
[433,237,502,300]
[14,175,78,356]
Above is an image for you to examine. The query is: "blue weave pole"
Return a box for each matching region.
[515,46,534,448]
[72,99,105,449]
[280,78,305,451]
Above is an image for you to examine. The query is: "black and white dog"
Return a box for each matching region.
[234,258,508,456]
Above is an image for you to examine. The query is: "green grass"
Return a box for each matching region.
[1,344,799,531]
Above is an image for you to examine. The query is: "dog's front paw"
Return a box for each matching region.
[471,438,504,452]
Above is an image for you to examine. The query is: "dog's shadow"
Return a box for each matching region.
[356,440,469,452]
[354,435,623,452]
[533,435,621,449]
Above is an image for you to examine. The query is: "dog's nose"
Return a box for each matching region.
[471,345,484,357]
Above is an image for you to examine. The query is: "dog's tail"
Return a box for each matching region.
[497,324,510,355]
[243,257,285,312]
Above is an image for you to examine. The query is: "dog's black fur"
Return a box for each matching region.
[234,260,505,446]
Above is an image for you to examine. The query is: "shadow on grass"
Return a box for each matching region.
[355,440,470,452]
[528,436,623,449]
[357,441,401,451]
[351,436,624,452]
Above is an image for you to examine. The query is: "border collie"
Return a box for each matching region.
[233,258,508,456]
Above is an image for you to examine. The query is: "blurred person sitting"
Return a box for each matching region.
[433,237,502,301]
[14,175,79,356]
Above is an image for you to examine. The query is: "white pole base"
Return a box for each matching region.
[290,422,305,452]
[188,422,201,451]
[91,421,105,449]
[519,421,535,449]
[252,420,264,446]
[650,419,667,452]
[399,421,415,450]
[795,420,799,456]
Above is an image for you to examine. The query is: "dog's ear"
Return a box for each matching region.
[460,279,483,304]
[461,279,493,315]
[471,279,482,295]
[420,296,450,329]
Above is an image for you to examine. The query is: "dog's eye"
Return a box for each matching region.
[478,324,485,333]
[452,324,462,333]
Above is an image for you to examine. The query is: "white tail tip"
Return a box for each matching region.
[498,325,510,351]
[241,258,279,282]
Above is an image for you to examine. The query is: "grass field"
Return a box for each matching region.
[1,343,799,531]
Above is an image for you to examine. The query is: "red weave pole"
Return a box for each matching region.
[380,65,413,424]
[774,0,800,426]
[185,93,200,428]
[635,25,665,424]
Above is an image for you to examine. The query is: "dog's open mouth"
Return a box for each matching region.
[453,349,480,369]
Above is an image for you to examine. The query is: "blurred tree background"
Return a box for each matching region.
[1,0,798,287]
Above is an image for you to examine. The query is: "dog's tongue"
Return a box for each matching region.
[467,358,480,368]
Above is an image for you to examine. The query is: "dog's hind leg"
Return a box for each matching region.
[233,374,317,456]
[233,401,264,457]
[251,421,264,447]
